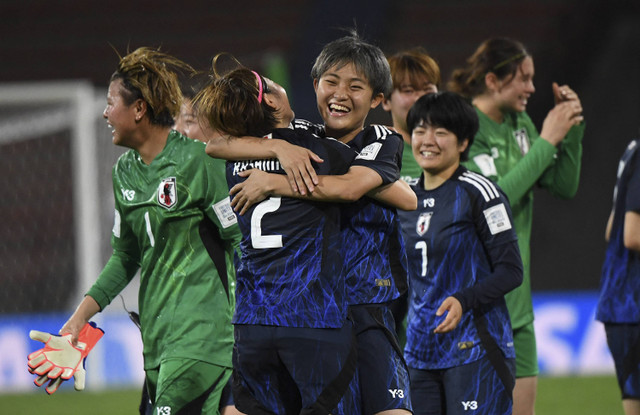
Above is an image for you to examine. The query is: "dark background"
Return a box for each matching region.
[1,0,639,295]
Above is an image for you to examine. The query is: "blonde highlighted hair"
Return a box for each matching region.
[110,46,194,126]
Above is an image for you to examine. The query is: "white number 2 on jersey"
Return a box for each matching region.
[251,197,283,249]
[415,240,427,277]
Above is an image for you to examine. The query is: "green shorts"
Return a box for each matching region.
[146,358,232,414]
[513,322,539,378]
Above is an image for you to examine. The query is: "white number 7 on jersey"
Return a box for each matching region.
[415,240,427,277]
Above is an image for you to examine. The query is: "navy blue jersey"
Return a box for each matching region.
[294,120,409,305]
[399,166,519,369]
[228,128,356,328]
[597,139,640,323]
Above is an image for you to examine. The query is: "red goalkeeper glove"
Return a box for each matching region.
[27,322,104,394]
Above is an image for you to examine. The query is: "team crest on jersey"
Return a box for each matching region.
[513,128,530,155]
[416,212,433,236]
[157,177,177,209]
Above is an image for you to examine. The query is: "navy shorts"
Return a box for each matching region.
[409,354,515,415]
[350,304,412,414]
[220,374,234,407]
[232,322,359,414]
[604,323,640,399]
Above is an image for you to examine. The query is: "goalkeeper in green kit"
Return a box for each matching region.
[34,47,242,414]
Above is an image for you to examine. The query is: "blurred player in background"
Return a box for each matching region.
[383,47,441,185]
[174,73,212,143]
[597,138,640,415]
[382,46,442,347]
[59,47,242,415]
[398,91,522,415]
[448,37,585,415]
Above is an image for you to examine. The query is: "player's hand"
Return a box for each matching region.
[59,316,88,346]
[552,82,581,107]
[434,296,463,334]
[540,100,584,146]
[28,322,104,394]
[33,364,86,393]
[28,331,82,375]
[229,169,271,215]
[273,140,322,195]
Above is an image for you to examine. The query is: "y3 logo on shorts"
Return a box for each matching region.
[461,401,478,410]
[388,389,405,399]
[157,407,171,415]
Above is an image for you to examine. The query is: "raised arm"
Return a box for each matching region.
[205,132,322,194]
[537,87,585,198]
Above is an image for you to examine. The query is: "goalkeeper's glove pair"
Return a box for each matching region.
[27,322,104,394]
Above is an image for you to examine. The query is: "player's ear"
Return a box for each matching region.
[263,90,278,111]
[484,72,500,93]
[370,92,384,109]
[458,138,469,154]
[381,96,392,112]
[134,99,147,122]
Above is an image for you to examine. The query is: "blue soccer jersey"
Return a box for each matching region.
[597,139,640,323]
[228,127,356,328]
[399,166,520,370]
[294,120,409,305]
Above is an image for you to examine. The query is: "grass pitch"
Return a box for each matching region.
[0,375,625,414]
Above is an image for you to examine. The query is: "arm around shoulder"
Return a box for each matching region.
[367,179,417,210]
[205,133,278,160]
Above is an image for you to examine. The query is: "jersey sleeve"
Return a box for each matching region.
[202,155,242,249]
[351,129,403,185]
[452,241,523,312]
[86,250,140,310]
[86,175,141,309]
[452,185,523,311]
[465,118,558,205]
[538,121,585,198]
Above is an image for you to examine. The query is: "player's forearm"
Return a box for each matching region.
[496,138,557,204]
[69,296,101,322]
[624,211,640,252]
[206,134,276,161]
[267,174,360,202]
[86,251,139,309]
[605,211,613,242]
[267,168,380,203]
[452,241,523,311]
[539,124,584,198]
[368,180,417,211]
[60,295,101,340]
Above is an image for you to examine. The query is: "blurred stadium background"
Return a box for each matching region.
[1,0,639,412]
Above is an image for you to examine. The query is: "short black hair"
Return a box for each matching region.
[406,91,479,161]
[310,30,392,97]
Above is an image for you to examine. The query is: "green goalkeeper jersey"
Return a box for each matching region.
[87,130,241,369]
[400,140,422,186]
[463,108,584,329]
